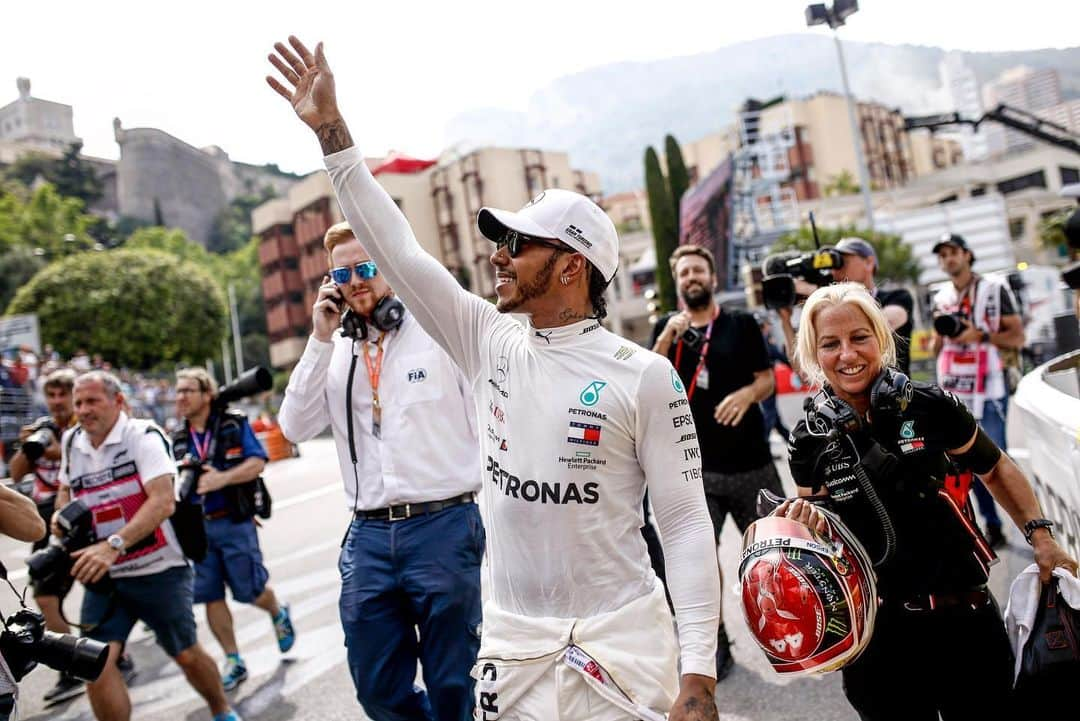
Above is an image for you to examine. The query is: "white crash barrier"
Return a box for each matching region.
[1013,350,1080,562]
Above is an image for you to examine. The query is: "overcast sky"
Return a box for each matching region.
[4,0,1077,175]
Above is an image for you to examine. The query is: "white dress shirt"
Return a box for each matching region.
[279,310,481,511]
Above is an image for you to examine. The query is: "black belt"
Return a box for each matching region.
[890,588,990,613]
[357,493,474,522]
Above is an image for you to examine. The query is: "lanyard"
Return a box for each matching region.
[190,428,211,460]
[673,307,719,402]
[364,332,387,438]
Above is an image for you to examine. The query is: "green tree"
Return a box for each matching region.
[124,228,270,369]
[7,249,226,368]
[208,187,277,254]
[665,134,690,234]
[645,146,678,311]
[2,143,102,207]
[0,183,96,255]
[0,246,47,311]
[49,142,103,207]
[1037,207,1074,255]
[823,170,861,198]
[772,225,921,285]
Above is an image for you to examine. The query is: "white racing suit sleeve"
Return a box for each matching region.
[278,336,334,443]
[636,356,721,678]
[324,147,499,382]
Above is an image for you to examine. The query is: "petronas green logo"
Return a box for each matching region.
[580,380,607,406]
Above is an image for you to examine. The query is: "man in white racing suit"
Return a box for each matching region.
[267,36,722,721]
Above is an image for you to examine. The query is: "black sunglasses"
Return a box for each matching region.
[496,229,570,258]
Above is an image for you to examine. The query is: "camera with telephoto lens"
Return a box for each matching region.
[0,608,108,683]
[19,420,60,464]
[759,248,844,310]
[933,311,969,339]
[25,499,96,594]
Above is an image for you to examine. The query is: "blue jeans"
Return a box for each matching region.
[339,501,484,721]
[972,395,1008,529]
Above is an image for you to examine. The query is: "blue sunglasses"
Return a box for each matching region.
[330,261,378,284]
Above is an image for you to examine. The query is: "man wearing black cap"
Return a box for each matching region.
[931,233,1025,548]
[778,237,914,375]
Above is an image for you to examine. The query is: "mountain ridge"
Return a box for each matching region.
[442,35,1080,192]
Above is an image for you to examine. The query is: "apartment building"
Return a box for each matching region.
[254,147,601,367]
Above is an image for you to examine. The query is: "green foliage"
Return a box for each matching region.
[2,143,102,207]
[0,246,47,311]
[123,228,269,368]
[0,183,96,255]
[664,134,690,233]
[208,188,277,254]
[7,249,226,368]
[772,225,921,285]
[644,146,678,311]
[1037,208,1074,253]
[823,170,861,197]
[50,142,103,206]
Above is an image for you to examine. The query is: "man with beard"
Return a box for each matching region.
[651,244,781,680]
[267,36,721,721]
[278,222,483,721]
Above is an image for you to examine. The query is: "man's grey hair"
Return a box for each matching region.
[74,370,124,397]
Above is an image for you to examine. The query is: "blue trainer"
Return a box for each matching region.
[221,658,248,692]
[212,710,242,721]
[273,605,296,653]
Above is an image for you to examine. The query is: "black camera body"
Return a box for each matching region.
[20,419,61,464]
[933,311,969,339]
[0,608,108,682]
[176,454,203,502]
[25,499,96,592]
[681,326,706,352]
[759,248,844,310]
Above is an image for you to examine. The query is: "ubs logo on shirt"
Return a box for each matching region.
[407,368,428,383]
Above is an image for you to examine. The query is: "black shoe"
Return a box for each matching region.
[716,626,735,681]
[117,653,137,685]
[986,524,1007,550]
[42,673,85,705]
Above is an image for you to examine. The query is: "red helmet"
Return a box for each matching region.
[739,508,877,675]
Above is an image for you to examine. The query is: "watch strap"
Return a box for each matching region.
[107,534,125,552]
[1023,519,1054,545]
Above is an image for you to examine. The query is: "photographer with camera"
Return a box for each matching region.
[651,244,779,680]
[172,367,293,692]
[53,371,240,721]
[278,221,483,721]
[775,237,913,377]
[931,234,1025,549]
[6,368,87,704]
[777,282,1075,719]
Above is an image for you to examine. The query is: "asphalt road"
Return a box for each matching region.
[2,395,1037,721]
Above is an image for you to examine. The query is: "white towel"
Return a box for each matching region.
[1003,563,1080,681]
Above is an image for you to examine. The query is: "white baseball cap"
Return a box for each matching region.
[477,189,619,283]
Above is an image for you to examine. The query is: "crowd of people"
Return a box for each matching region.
[0,32,1075,721]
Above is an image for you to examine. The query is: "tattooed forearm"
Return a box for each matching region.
[316,118,354,155]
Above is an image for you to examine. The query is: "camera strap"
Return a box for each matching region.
[674,306,719,401]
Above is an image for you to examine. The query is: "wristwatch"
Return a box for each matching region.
[980,330,991,343]
[107,534,125,553]
[1023,519,1054,545]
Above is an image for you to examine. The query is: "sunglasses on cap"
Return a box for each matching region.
[330,261,378,284]
[495,229,570,258]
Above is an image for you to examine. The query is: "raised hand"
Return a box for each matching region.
[266,36,353,154]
